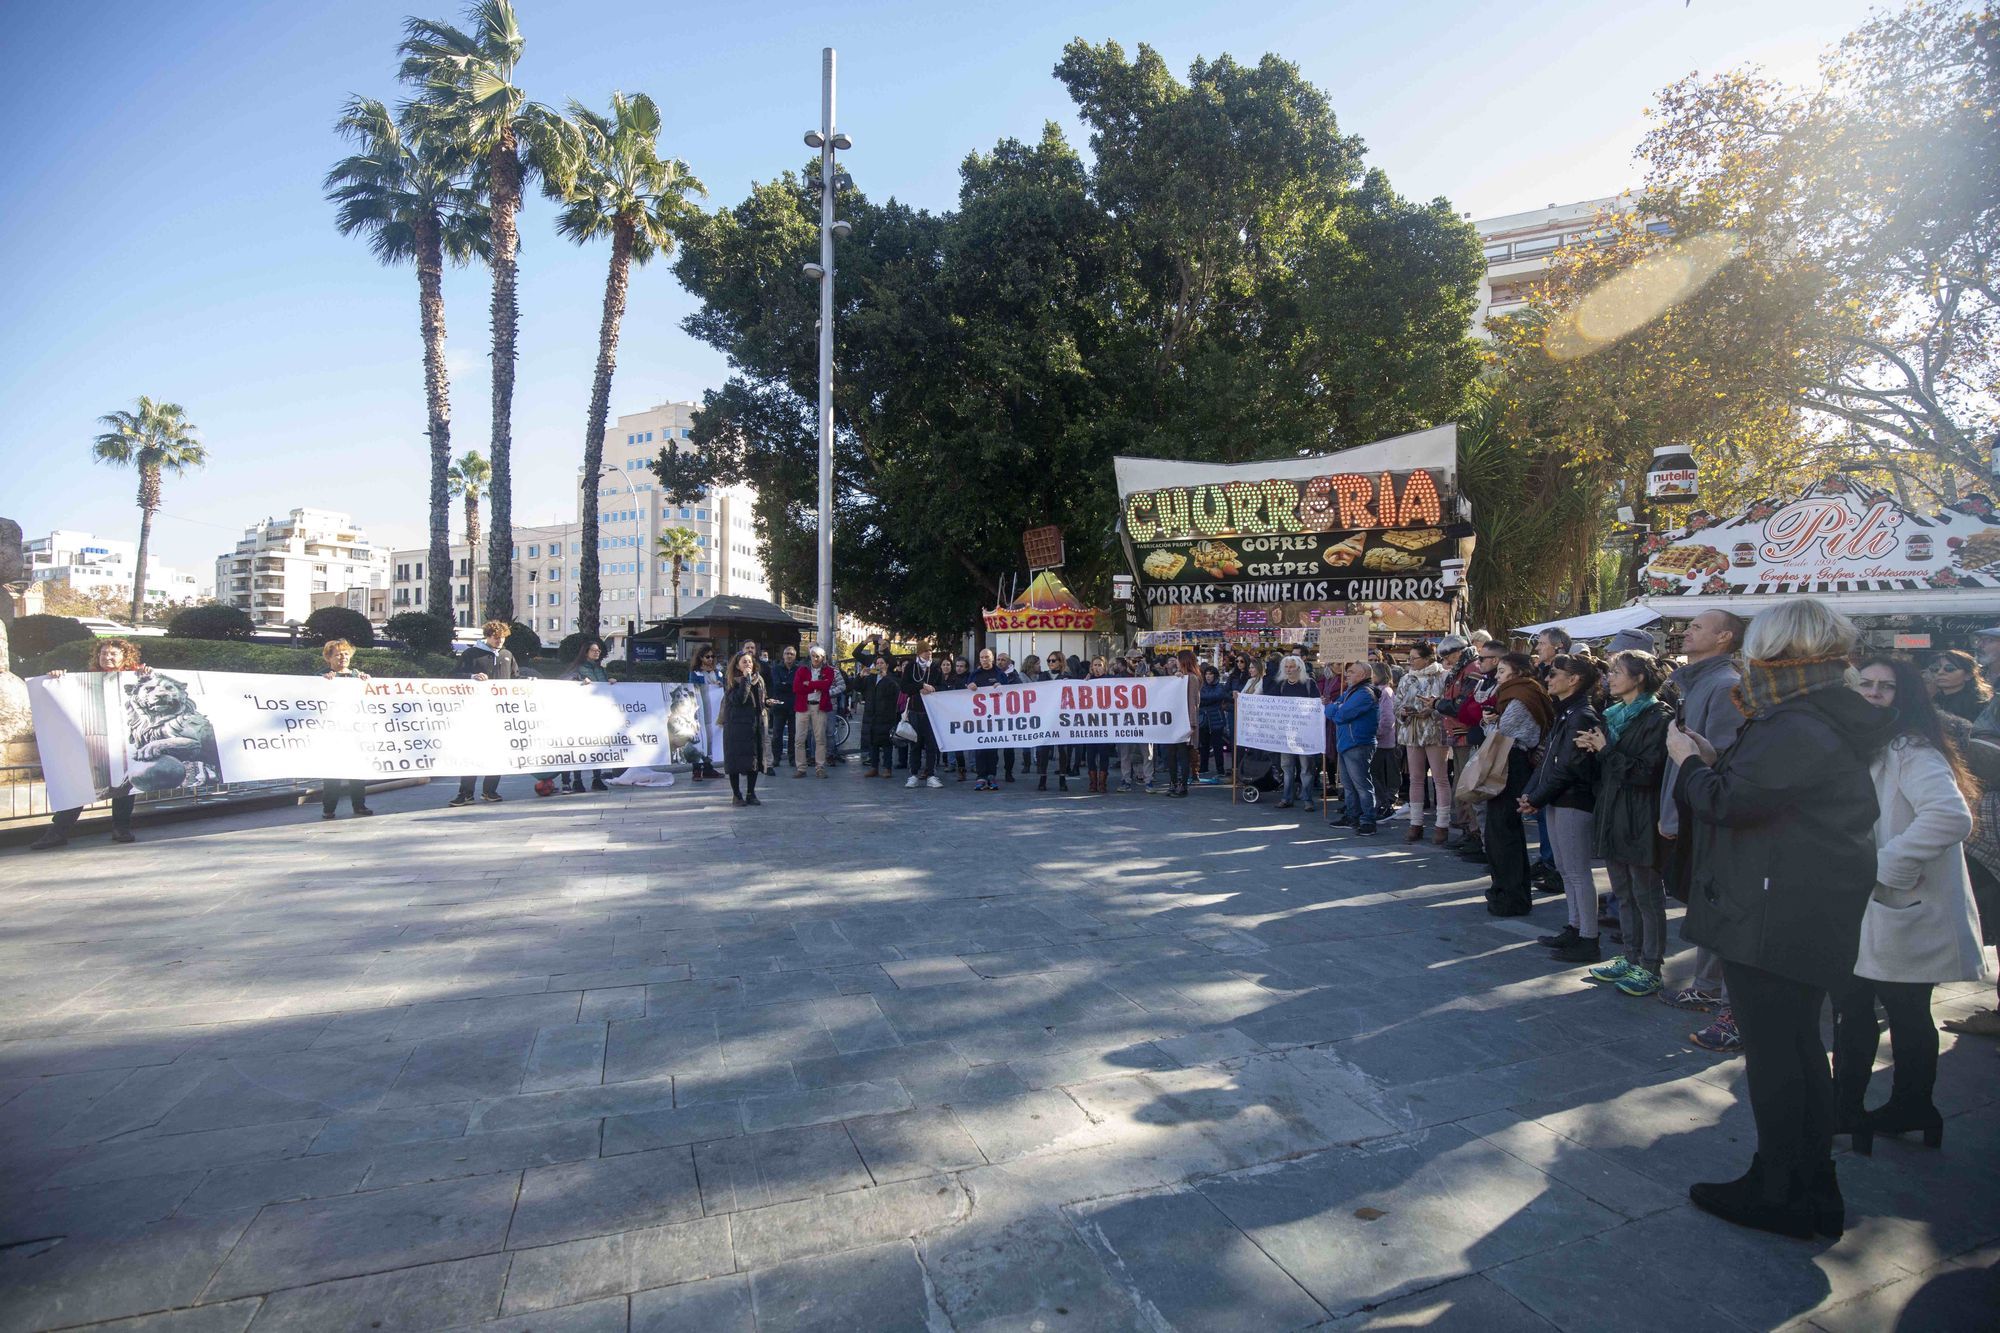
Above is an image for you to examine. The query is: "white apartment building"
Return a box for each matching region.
[386,521,583,641]
[1471,192,1670,336]
[24,530,204,605]
[590,401,770,631]
[215,508,390,627]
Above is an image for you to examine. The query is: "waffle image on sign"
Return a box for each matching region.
[1381,527,1443,551]
[1189,540,1244,578]
[1650,544,1727,577]
[1955,528,2000,573]
[1363,546,1423,572]
[1142,549,1186,579]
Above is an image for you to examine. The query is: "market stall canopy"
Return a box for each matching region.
[1114,425,1466,612]
[982,571,1101,632]
[1515,606,1662,639]
[1634,477,2000,619]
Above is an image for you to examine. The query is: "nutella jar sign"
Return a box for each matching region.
[1646,445,1698,504]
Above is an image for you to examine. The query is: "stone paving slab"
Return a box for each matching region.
[1,770,1996,1330]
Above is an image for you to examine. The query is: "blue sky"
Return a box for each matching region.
[0,0,1880,583]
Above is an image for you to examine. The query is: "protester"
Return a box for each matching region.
[766,644,798,775]
[1084,656,1115,792]
[1163,649,1201,797]
[1925,650,1989,723]
[718,648,768,806]
[1370,661,1402,823]
[792,644,836,779]
[1657,608,1751,1049]
[687,644,723,782]
[1395,642,1450,841]
[946,653,972,781]
[1481,653,1553,916]
[1975,626,2000,689]
[1576,651,1672,995]
[1198,664,1232,782]
[899,644,948,788]
[994,651,1024,782]
[447,620,517,807]
[1672,596,1892,1240]
[1267,655,1318,810]
[968,647,1006,791]
[554,637,612,794]
[1524,655,1604,963]
[1433,635,1480,847]
[861,653,901,777]
[1832,655,1991,1155]
[1328,660,1380,833]
[31,639,151,850]
[1112,657,1153,793]
[306,639,378,820]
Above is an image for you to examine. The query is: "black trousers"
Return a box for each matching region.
[1199,731,1227,774]
[321,779,368,814]
[767,705,794,769]
[52,788,134,836]
[910,712,941,778]
[865,740,893,770]
[1832,976,1939,1114]
[1161,742,1190,787]
[457,775,501,799]
[1482,750,1534,913]
[1727,959,1836,1193]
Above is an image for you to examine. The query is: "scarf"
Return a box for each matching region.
[1492,676,1554,733]
[1602,692,1656,742]
[1733,653,1850,720]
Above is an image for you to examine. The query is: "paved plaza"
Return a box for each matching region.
[0,767,1996,1332]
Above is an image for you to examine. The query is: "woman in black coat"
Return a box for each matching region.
[1575,650,1674,993]
[860,655,902,777]
[718,649,769,806]
[1669,598,1896,1241]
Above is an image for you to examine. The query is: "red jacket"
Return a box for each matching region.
[793,664,835,712]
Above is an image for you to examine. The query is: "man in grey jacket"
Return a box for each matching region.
[1659,609,1749,1036]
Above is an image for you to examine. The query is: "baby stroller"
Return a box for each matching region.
[1233,749,1285,803]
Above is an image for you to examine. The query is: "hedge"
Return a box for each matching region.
[23,637,461,679]
[168,604,256,640]
[303,606,375,647]
[8,614,95,660]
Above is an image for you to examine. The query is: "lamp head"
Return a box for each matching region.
[803,130,824,148]
[802,262,826,280]
[830,219,852,239]
[830,132,852,150]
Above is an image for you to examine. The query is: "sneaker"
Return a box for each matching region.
[906,775,920,788]
[1614,966,1663,998]
[1551,936,1602,964]
[109,830,137,844]
[482,793,503,803]
[447,795,474,808]
[1691,1009,1742,1053]
[1358,823,1377,835]
[29,829,69,851]
[926,776,943,789]
[322,811,338,821]
[1662,986,1721,1012]
[1586,956,1634,984]
[1538,925,1580,948]
[354,807,376,817]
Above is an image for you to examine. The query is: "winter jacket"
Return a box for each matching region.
[1678,686,1896,990]
[970,666,1003,690]
[560,662,610,684]
[1199,680,1233,735]
[862,674,903,747]
[1268,676,1317,700]
[766,658,797,708]
[899,657,947,713]
[716,677,767,776]
[1659,653,1745,836]
[1855,736,1993,984]
[453,644,518,680]
[1592,698,1672,866]
[1393,662,1448,748]
[1327,684,1381,754]
[1375,688,1397,749]
[793,665,835,712]
[1524,692,1602,812]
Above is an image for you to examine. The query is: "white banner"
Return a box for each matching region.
[1233,692,1326,755]
[26,670,710,811]
[922,678,1190,752]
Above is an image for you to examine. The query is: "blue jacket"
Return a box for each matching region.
[1198,680,1232,734]
[1327,685,1381,753]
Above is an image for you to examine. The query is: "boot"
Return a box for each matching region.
[1038,774,1048,791]
[1863,1097,1944,1148]
[1805,1160,1845,1239]
[1688,1155,1816,1240]
[1059,774,1069,792]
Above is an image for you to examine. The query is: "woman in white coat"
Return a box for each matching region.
[1833,655,1994,1154]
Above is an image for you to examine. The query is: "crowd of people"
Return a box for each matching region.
[23,602,2000,1245]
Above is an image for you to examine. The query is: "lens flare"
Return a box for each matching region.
[1544,231,1741,361]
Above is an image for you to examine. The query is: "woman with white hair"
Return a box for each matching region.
[1668,597,1895,1240]
[1268,655,1318,809]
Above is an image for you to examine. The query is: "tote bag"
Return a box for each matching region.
[893,703,919,744]
[1454,731,1514,804]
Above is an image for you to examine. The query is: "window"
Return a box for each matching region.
[547,617,559,630]
[697,535,708,548]
[548,591,561,605]
[527,544,539,558]
[527,593,538,607]
[681,428,692,438]
[549,567,561,581]
[1513,236,1558,258]
[678,507,691,519]
[696,509,708,521]
[414,563,423,580]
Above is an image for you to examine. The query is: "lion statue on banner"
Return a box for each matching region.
[665,684,705,765]
[125,671,222,791]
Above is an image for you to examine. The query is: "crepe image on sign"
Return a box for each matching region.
[1954,528,2000,572]
[1363,546,1424,572]
[1650,544,1728,577]
[1381,527,1444,551]
[1142,550,1186,579]
[1189,540,1244,578]
[1322,535,1365,567]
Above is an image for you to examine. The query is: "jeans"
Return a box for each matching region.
[1727,959,1836,1196]
[767,705,794,769]
[1404,743,1450,828]
[1606,858,1667,972]
[1534,807,1555,869]
[1832,977,1939,1115]
[975,749,999,780]
[1278,753,1305,803]
[1546,806,1598,937]
[457,775,500,799]
[1483,750,1534,913]
[1087,744,1112,776]
[321,779,368,814]
[1337,744,1376,825]
[1161,742,1190,788]
[1373,744,1402,817]
[52,786,134,836]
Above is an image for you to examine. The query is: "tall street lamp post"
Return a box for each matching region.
[802,48,852,656]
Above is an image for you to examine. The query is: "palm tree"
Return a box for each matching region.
[325,95,489,627]
[447,451,491,625]
[656,526,701,619]
[92,398,206,623]
[400,0,562,622]
[547,92,705,639]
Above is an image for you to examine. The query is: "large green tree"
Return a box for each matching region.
[545,92,704,638]
[92,398,208,623]
[665,42,1482,634]
[325,95,488,626]
[399,0,561,622]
